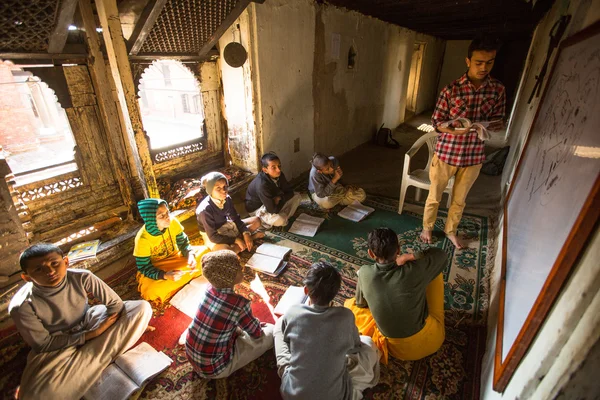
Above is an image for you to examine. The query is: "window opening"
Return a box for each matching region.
[0,61,77,184]
[138,60,205,150]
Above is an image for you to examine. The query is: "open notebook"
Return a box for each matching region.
[338,201,375,222]
[84,342,172,400]
[246,243,292,277]
[288,213,325,237]
[169,275,208,319]
[274,286,309,316]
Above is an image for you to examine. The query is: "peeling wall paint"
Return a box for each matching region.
[219,11,259,173]
[248,0,443,178]
[252,0,316,179]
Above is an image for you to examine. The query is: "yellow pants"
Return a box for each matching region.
[423,154,482,235]
[137,246,209,303]
[345,274,445,364]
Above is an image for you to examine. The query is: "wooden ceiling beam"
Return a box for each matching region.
[127,0,169,56]
[198,0,253,57]
[48,0,79,54]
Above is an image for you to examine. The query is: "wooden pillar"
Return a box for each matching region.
[78,0,137,212]
[0,151,30,285]
[95,0,159,198]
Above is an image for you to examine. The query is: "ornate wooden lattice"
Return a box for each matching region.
[152,138,206,163]
[0,0,60,52]
[139,0,240,54]
[17,175,84,203]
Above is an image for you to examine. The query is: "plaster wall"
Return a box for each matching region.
[219,10,259,173]
[251,0,316,178]
[437,40,470,95]
[313,4,414,158]
[481,1,600,398]
[414,33,445,115]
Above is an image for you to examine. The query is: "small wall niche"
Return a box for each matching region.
[347,46,357,70]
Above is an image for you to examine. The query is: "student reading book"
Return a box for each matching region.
[67,240,101,263]
[84,342,172,400]
[274,286,309,316]
[288,213,325,237]
[247,243,292,276]
[338,201,375,222]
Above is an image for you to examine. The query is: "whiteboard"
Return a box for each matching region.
[502,28,600,362]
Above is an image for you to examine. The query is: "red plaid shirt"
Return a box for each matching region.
[431,73,506,167]
[185,286,262,377]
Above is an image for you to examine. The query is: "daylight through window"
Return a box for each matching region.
[0,61,77,184]
[138,60,205,150]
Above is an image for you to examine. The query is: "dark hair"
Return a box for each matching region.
[303,262,341,306]
[368,227,399,262]
[261,152,280,168]
[468,35,501,59]
[19,243,64,272]
[311,153,330,170]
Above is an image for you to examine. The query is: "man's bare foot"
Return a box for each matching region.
[252,232,265,240]
[420,229,433,244]
[446,234,465,249]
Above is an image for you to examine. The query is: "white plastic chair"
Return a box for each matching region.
[398,132,454,214]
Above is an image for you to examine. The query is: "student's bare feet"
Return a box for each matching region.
[446,234,465,249]
[252,231,265,240]
[420,229,433,244]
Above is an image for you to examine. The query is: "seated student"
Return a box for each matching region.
[196,171,264,253]
[133,198,207,303]
[9,243,152,399]
[308,153,366,210]
[245,152,301,229]
[186,250,274,378]
[345,228,447,363]
[274,262,380,400]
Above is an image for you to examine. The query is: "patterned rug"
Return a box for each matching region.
[0,195,492,400]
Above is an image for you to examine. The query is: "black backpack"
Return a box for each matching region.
[374,124,400,149]
[481,146,510,176]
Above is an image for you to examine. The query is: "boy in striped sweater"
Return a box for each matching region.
[133,198,207,303]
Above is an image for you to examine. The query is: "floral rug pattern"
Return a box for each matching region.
[0,196,491,400]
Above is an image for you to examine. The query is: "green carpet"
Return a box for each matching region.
[271,194,491,325]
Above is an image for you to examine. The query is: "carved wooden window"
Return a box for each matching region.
[138,60,207,163]
[0,61,78,188]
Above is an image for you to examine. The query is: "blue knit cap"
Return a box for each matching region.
[137,198,168,236]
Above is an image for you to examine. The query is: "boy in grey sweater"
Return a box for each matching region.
[274,262,380,399]
[9,243,152,399]
[308,153,366,210]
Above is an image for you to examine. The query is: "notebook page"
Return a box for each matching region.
[274,286,308,315]
[83,364,138,400]
[256,243,292,259]
[247,253,281,274]
[115,342,172,387]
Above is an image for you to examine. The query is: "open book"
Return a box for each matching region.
[84,342,172,400]
[274,286,309,316]
[67,240,100,263]
[170,275,209,319]
[439,118,502,141]
[338,201,375,222]
[288,213,325,237]
[247,243,292,277]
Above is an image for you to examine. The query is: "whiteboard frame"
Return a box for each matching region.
[493,20,600,392]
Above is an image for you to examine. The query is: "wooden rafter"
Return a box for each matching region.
[48,0,79,54]
[127,0,169,56]
[198,0,253,57]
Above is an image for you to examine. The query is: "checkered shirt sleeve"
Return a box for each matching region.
[431,74,506,167]
[185,286,262,377]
